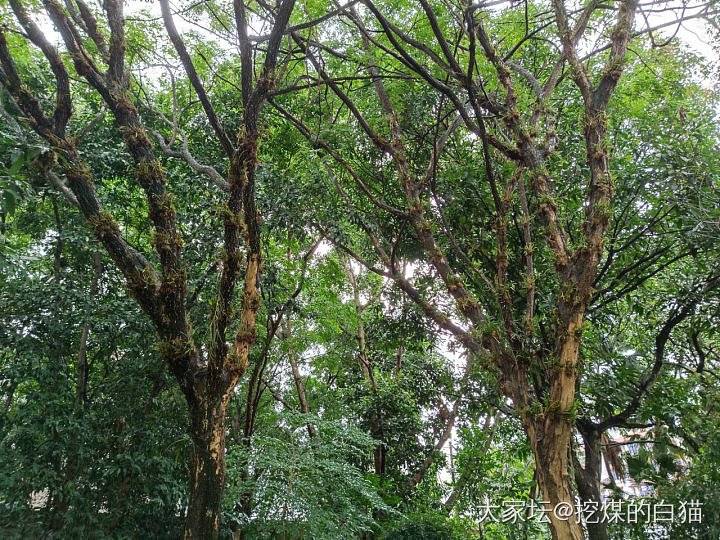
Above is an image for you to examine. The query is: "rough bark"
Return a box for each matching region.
[185,392,232,539]
[531,426,585,540]
[295,3,635,534]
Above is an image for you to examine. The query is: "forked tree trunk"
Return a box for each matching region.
[185,392,232,539]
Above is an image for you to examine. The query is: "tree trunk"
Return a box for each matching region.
[529,417,584,540]
[574,424,610,540]
[373,442,386,476]
[285,316,315,438]
[77,251,102,403]
[185,393,231,540]
[523,321,585,540]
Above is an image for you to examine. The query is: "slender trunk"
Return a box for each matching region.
[409,401,458,488]
[574,424,609,540]
[289,351,315,438]
[341,253,386,477]
[284,285,315,438]
[77,251,102,403]
[47,199,76,528]
[76,326,90,400]
[394,345,403,378]
[52,196,63,281]
[0,380,18,438]
[238,361,263,522]
[231,405,253,537]
[185,392,231,540]
[449,436,455,484]
[373,442,386,476]
[288,347,309,413]
[232,338,271,533]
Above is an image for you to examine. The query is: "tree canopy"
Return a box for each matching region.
[0,0,719,538]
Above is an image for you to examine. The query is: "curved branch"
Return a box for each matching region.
[160,0,234,157]
[151,128,230,192]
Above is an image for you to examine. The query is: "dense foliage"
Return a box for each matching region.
[0,0,718,538]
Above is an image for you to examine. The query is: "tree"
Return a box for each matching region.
[0,0,296,536]
[0,135,188,536]
[269,1,718,537]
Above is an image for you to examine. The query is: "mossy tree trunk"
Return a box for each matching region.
[185,390,233,539]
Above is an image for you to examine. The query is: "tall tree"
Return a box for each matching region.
[0,0,295,536]
[271,0,718,537]
[1,0,718,538]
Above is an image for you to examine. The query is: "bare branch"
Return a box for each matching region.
[151,127,230,192]
[46,170,80,207]
[160,0,234,157]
